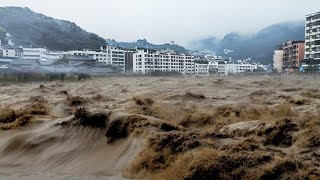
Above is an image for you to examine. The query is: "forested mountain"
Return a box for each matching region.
[189,21,305,64]
[0,7,106,50]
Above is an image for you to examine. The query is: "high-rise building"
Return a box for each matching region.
[282,40,305,70]
[305,11,320,65]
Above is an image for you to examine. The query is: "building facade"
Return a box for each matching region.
[124,49,135,73]
[282,40,305,70]
[305,11,320,64]
[208,60,257,76]
[227,63,258,74]
[273,49,284,73]
[67,47,126,73]
[67,50,107,63]
[194,63,209,76]
[105,45,126,72]
[133,49,195,75]
[22,48,48,61]
[1,47,63,61]
[2,47,22,58]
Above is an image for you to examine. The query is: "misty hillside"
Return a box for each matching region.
[190,21,305,64]
[0,26,7,44]
[106,39,189,54]
[0,7,106,50]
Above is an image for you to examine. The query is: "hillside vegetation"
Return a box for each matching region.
[189,21,305,64]
[0,7,106,50]
[106,39,189,54]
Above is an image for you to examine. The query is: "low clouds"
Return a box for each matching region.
[0,0,319,45]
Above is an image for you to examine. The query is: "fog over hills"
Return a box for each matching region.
[189,21,305,64]
[0,6,305,64]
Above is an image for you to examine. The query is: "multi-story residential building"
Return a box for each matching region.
[105,45,126,72]
[133,49,195,75]
[227,63,258,74]
[305,11,320,65]
[194,63,209,76]
[282,40,305,70]
[2,47,22,58]
[67,46,126,73]
[273,48,284,73]
[2,47,63,61]
[124,49,135,73]
[208,60,229,76]
[217,63,229,76]
[208,60,257,76]
[22,48,48,61]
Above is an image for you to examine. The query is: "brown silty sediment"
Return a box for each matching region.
[0,75,320,179]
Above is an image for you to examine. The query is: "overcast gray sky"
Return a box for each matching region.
[0,0,319,45]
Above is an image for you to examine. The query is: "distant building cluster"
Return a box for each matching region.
[0,26,265,77]
[0,55,118,79]
[273,11,320,73]
[2,11,320,76]
[1,47,64,61]
[273,41,305,73]
[208,60,258,76]
[0,41,261,76]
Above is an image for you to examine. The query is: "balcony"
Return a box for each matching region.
[310,44,320,48]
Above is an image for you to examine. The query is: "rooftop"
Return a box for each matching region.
[306,11,320,17]
[61,55,95,61]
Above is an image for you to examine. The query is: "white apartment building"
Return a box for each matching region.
[305,11,320,62]
[218,64,229,76]
[228,63,257,74]
[208,61,257,76]
[273,49,284,73]
[105,45,125,72]
[1,47,64,61]
[22,48,48,61]
[194,63,209,76]
[133,49,195,75]
[2,47,22,58]
[208,61,228,76]
[67,46,126,72]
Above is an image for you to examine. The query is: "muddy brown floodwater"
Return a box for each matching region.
[0,75,320,179]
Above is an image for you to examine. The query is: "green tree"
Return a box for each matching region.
[304,65,318,73]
